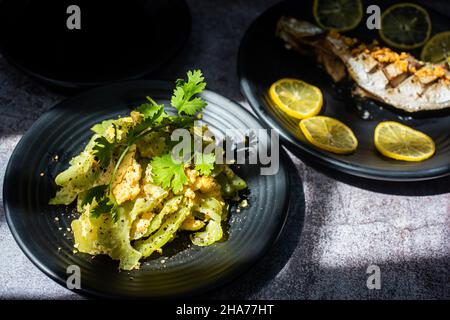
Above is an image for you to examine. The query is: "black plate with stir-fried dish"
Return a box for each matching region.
[238,0,450,181]
[3,80,300,298]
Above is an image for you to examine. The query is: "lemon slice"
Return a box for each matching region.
[313,0,363,32]
[421,31,450,63]
[269,78,323,119]
[299,116,358,154]
[374,121,435,162]
[380,3,431,50]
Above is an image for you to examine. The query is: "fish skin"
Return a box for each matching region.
[276,16,450,113]
[276,18,348,83]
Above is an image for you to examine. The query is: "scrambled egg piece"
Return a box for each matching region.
[185,169,221,198]
[194,176,220,194]
[181,215,205,231]
[131,212,154,240]
[104,111,143,143]
[112,145,142,205]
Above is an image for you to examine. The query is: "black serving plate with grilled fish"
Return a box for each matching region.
[0,0,191,90]
[238,0,450,181]
[3,80,300,298]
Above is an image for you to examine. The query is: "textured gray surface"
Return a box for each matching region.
[0,0,449,299]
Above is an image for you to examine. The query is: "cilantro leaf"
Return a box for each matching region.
[127,97,166,140]
[179,97,207,116]
[166,115,195,129]
[82,185,108,206]
[90,197,111,218]
[151,153,188,193]
[194,152,215,176]
[90,196,119,221]
[93,136,114,169]
[171,70,207,116]
[137,96,165,121]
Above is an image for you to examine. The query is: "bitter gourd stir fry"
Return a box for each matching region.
[49,70,247,270]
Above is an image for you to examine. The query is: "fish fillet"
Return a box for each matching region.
[276,17,450,112]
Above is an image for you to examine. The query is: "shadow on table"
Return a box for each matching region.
[289,148,450,196]
[0,206,6,224]
[206,254,450,299]
[200,154,308,300]
[0,56,64,139]
[203,162,450,299]
[203,152,450,299]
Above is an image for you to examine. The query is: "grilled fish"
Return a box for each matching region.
[276,17,450,113]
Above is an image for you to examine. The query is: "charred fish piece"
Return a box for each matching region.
[276,16,450,113]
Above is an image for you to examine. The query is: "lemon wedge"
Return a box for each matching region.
[269,78,323,119]
[299,116,358,154]
[421,31,450,63]
[374,121,435,162]
[380,3,431,50]
[313,0,363,32]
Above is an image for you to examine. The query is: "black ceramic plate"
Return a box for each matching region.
[238,0,450,181]
[3,80,296,298]
[0,0,191,89]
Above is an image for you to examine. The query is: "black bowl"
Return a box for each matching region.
[238,0,450,181]
[3,80,297,298]
[0,0,191,90]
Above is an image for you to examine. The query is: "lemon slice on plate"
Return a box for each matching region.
[374,121,435,162]
[299,116,358,154]
[421,31,450,63]
[380,3,431,50]
[313,0,363,32]
[269,78,323,119]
